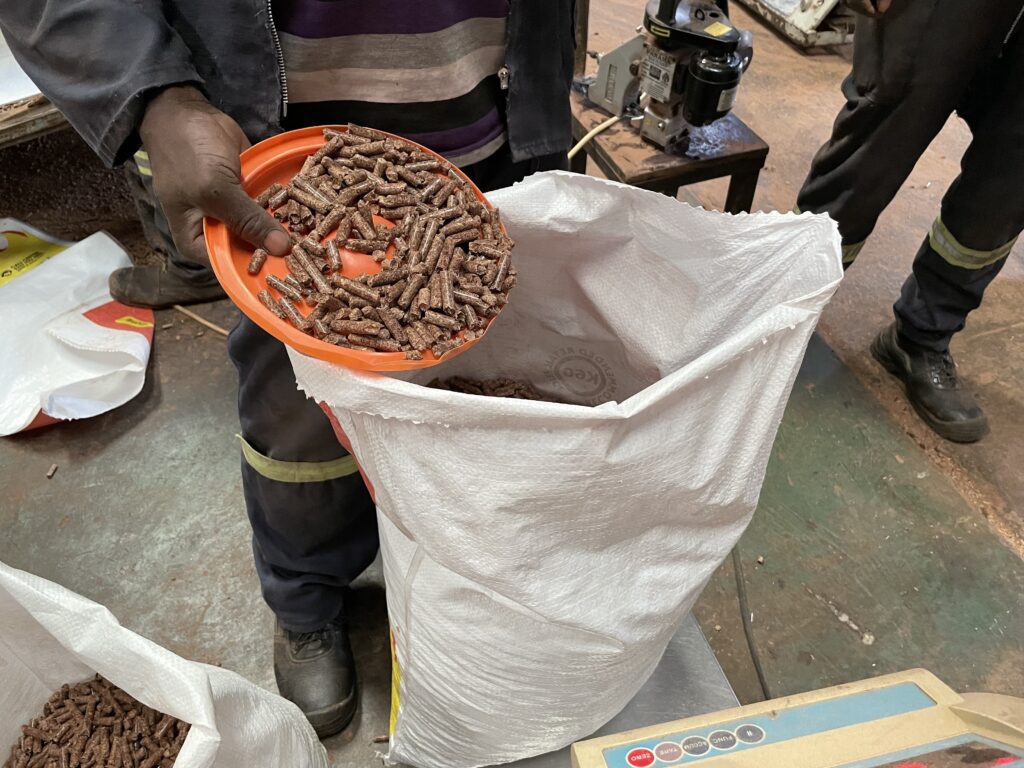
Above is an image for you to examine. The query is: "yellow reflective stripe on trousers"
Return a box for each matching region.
[133,150,152,176]
[841,240,865,265]
[930,216,1018,269]
[792,205,863,264]
[237,435,358,483]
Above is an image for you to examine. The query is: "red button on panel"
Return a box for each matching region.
[625,747,656,767]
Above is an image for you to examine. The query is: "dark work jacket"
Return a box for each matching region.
[0,1,575,166]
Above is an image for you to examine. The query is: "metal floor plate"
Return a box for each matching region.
[506,614,738,768]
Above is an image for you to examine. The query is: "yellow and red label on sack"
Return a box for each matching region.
[20,300,154,433]
[22,411,61,431]
[2,219,155,434]
[83,301,155,338]
[0,226,69,287]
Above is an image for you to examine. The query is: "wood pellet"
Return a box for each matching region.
[250,125,516,360]
[428,377,557,402]
[3,676,189,768]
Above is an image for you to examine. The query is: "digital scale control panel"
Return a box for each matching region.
[604,683,945,766]
[571,671,1024,768]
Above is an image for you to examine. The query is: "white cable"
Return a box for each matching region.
[567,114,622,161]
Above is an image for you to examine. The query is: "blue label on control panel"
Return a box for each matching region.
[603,682,936,766]
[838,734,1024,767]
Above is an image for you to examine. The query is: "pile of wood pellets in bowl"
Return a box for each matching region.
[4,677,189,768]
[250,124,516,361]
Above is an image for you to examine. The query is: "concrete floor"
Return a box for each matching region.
[2,2,1023,763]
[694,337,1024,705]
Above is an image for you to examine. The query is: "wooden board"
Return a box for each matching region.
[0,95,66,151]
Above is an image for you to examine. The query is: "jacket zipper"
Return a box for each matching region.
[498,0,511,91]
[1005,2,1024,45]
[266,0,289,117]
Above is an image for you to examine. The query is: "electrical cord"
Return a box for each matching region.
[567,114,622,161]
[732,545,773,701]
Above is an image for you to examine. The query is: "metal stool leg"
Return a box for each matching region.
[570,150,588,175]
[725,168,762,214]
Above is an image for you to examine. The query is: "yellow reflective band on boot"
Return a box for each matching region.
[930,216,1018,269]
[237,435,358,483]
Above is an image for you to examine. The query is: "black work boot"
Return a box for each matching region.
[108,265,225,309]
[871,323,988,443]
[274,618,358,738]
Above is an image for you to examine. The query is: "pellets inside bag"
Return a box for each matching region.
[428,377,560,402]
[250,124,516,361]
[3,676,189,768]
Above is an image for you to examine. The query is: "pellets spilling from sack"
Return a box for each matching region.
[3,676,189,768]
[250,124,516,361]
[428,377,557,402]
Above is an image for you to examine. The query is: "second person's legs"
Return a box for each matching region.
[893,23,1024,353]
[796,0,1024,265]
[875,20,1024,442]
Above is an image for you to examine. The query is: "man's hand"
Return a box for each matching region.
[842,0,893,16]
[139,86,290,266]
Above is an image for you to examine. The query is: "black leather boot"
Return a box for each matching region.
[108,265,225,309]
[871,323,988,443]
[274,618,358,738]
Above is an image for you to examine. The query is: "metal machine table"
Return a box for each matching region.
[570,91,769,214]
[508,613,738,767]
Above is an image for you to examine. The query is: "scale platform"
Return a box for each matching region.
[572,670,1024,767]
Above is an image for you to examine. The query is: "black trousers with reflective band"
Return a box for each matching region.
[229,145,565,631]
[797,0,1024,352]
[125,154,219,282]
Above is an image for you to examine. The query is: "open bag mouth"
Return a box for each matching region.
[289,170,842,427]
[291,298,823,429]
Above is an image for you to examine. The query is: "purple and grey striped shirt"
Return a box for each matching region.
[274,0,510,168]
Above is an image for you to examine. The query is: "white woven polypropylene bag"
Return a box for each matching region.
[0,562,328,768]
[289,172,843,767]
[0,222,153,435]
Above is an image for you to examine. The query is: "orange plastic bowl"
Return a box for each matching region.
[205,125,501,371]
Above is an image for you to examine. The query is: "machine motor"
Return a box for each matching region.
[588,0,753,151]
